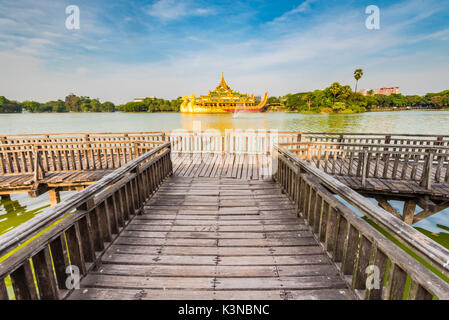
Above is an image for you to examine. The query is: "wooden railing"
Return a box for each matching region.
[0,142,172,300]
[0,140,164,178]
[3,131,448,155]
[281,141,449,188]
[300,132,449,147]
[1,132,166,145]
[167,130,299,154]
[274,145,449,299]
[3,131,448,148]
[1,131,302,155]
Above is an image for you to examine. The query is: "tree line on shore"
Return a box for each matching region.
[118,97,182,112]
[1,87,448,114]
[0,94,182,113]
[266,82,449,113]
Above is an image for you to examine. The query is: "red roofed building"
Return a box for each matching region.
[359,87,400,96]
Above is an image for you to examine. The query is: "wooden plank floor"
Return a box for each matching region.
[172,153,273,180]
[68,176,354,300]
[1,153,448,200]
[311,157,448,187]
[0,170,112,190]
[334,176,449,200]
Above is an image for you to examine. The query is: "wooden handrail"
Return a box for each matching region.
[282,142,449,185]
[2,131,448,137]
[275,145,449,280]
[0,140,164,176]
[300,132,449,138]
[0,142,171,257]
[280,141,449,151]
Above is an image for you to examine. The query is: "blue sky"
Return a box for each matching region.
[1,0,449,103]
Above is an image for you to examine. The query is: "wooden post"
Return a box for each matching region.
[376,197,402,220]
[84,134,90,146]
[133,142,140,158]
[33,146,45,182]
[49,189,61,206]
[0,277,8,300]
[306,143,312,162]
[421,150,434,190]
[361,149,368,188]
[10,260,39,300]
[33,246,59,299]
[49,235,70,290]
[403,200,416,225]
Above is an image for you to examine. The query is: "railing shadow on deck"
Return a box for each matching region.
[274,145,449,300]
[281,141,449,189]
[0,142,172,300]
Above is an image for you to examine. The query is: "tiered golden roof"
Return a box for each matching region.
[180,73,268,113]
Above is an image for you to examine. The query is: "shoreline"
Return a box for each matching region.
[1,108,449,115]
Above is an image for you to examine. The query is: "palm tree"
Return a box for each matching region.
[330,82,341,104]
[353,69,364,93]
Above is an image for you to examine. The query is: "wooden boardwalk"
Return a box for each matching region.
[2,142,449,301]
[172,153,272,180]
[3,153,448,200]
[68,176,354,300]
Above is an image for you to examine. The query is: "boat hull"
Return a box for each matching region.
[180,92,269,113]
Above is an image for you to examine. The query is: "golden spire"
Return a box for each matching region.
[216,72,231,92]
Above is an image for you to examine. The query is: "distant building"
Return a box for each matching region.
[359,87,400,96]
[134,96,155,102]
[65,93,76,105]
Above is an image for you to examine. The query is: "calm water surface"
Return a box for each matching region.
[1,111,448,247]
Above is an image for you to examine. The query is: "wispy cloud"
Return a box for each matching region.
[0,17,17,26]
[271,0,317,23]
[145,0,215,21]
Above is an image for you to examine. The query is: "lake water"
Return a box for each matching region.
[1,111,449,247]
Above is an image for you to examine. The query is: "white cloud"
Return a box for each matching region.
[0,17,17,26]
[271,0,317,23]
[414,28,449,41]
[145,0,215,21]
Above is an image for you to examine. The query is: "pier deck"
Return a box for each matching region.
[2,153,448,200]
[1,135,449,300]
[68,176,354,300]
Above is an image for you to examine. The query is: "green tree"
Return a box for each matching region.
[405,95,422,107]
[0,96,22,113]
[430,95,444,108]
[302,93,313,111]
[353,69,363,93]
[90,99,101,112]
[328,82,342,104]
[22,101,42,112]
[332,102,346,112]
[390,94,406,108]
[80,102,91,112]
[100,101,116,112]
[267,96,280,105]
